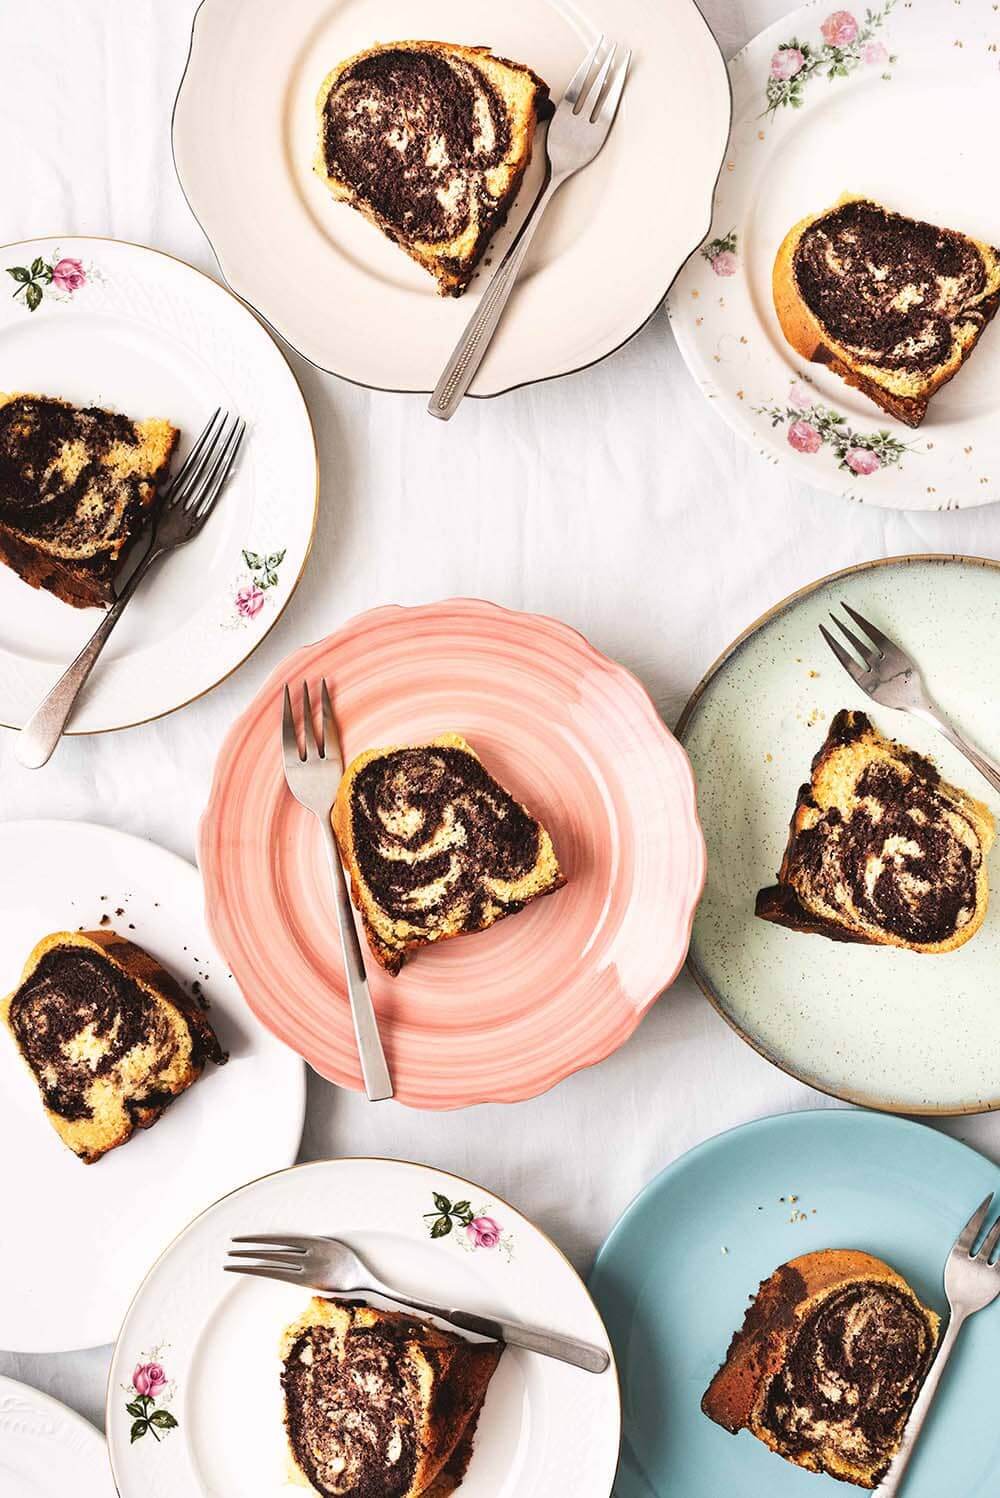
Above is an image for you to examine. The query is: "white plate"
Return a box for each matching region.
[0,1377,114,1498]
[0,236,317,731]
[677,555,1000,1114]
[172,0,731,396]
[0,820,305,1352]
[107,1158,621,1497]
[668,0,1000,510]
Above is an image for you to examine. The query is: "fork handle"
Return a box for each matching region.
[319,818,393,1101]
[875,1313,964,1496]
[428,173,559,420]
[911,705,1000,798]
[371,1289,609,1373]
[15,555,154,769]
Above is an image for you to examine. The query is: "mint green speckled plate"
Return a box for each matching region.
[678,555,1000,1115]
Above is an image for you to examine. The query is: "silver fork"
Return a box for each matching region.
[16,410,245,769]
[281,680,393,1101]
[224,1232,610,1374]
[820,600,1000,796]
[428,35,631,420]
[875,1193,1000,1496]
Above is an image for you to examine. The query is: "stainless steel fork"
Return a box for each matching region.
[224,1232,610,1374]
[820,600,1000,795]
[875,1193,1000,1495]
[428,35,631,420]
[16,409,245,769]
[281,680,393,1101]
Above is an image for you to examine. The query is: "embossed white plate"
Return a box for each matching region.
[677,555,1000,1114]
[107,1158,620,1497]
[668,0,1000,509]
[0,235,316,732]
[0,1377,113,1498]
[0,820,305,1352]
[172,0,731,396]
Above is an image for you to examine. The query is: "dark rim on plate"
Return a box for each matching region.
[675,553,1000,1118]
[170,0,734,399]
[105,1155,623,1497]
[0,233,319,737]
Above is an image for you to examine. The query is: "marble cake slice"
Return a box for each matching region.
[0,392,178,607]
[756,709,994,954]
[773,195,1000,426]
[315,40,550,296]
[0,929,226,1163]
[280,1299,502,1498]
[702,1249,939,1488]
[332,732,566,975]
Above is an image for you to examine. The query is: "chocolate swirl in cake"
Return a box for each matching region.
[0,395,142,544]
[791,722,982,947]
[350,746,541,927]
[282,1315,424,1497]
[321,49,512,247]
[760,1282,936,1484]
[793,199,989,372]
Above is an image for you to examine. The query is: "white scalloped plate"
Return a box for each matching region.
[0,236,316,732]
[172,0,731,396]
[0,1378,113,1498]
[668,0,1000,510]
[0,821,305,1353]
[107,1159,620,1498]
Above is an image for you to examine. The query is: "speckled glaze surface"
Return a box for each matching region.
[199,598,705,1108]
[107,1158,621,1498]
[678,555,1000,1114]
[668,0,1000,510]
[590,1109,1000,1498]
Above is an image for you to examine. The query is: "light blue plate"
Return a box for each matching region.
[590,1110,1000,1497]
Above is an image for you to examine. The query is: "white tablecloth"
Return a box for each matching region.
[3,0,1000,1440]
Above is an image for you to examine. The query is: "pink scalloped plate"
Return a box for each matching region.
[199,599,706,1108]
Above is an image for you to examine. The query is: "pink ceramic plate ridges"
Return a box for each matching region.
[199,600,706,1107]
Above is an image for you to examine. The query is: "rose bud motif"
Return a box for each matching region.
[466,1216,502,1249]
[133,1362,167,1399]
[787,419,823,454]
[821,10,859,46]
[236,583,265,618]
[51,257,86,293]
[771,47,805,80]
[711,250,738,277]
[845,446,882,475]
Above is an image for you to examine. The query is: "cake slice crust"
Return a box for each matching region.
[281,1298,501,1498]
[0,929,226,1163]
[0,392,178,607]
[703,1249,939,1488]
[332,732,566,974]
[756,709,994,953]
[315,41,550,296]
[773,195,1000,426]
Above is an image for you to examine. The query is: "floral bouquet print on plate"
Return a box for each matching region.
[424,1190,515,1260]
[667,0,1000,510]
[6,250,93,311]
[234,547,286,622]
[123,1353,179,1445]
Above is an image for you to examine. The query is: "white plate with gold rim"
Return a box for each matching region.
[106,1158,620,1498]
[0,236,316,733]
[0,820,305,1352]
[0,1377,113,1498]
[668,0,1000,510]
[172,0,731,396]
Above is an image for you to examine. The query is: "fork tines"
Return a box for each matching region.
[563,34,630,126]
[955,1192,1000,1262]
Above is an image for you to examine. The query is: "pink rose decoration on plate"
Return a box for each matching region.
[863,40,889,65]
[788,419,822,454]
[788,381,813,411]
[711,251,738,277]
[51,257,86,294]
[236,583,265,619]
[466,1216,502,1249]
[845,446,881,475]
[821,10,858,46]
[771,47,805,80]
[133,1362,167,1398]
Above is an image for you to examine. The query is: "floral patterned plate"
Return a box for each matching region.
[667,0,1000,510]
[106,1158,621,1498]
[0,236,316,733]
